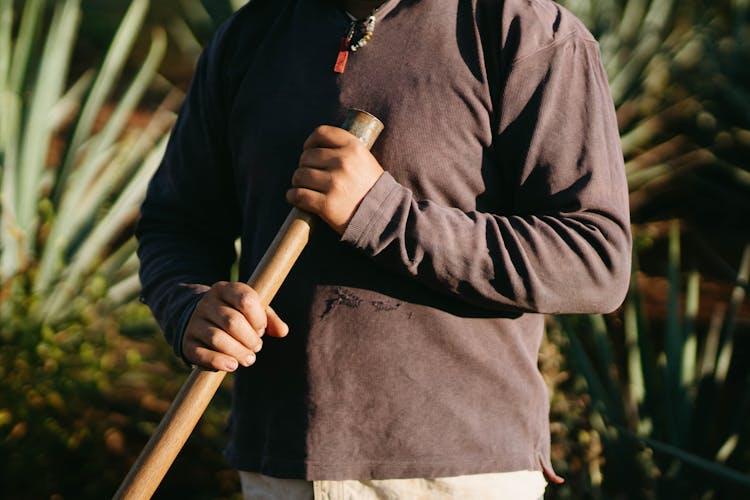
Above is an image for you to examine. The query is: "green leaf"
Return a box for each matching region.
[664,220,685,445]
[680,270,699,393]
[0,0,12,94]
[40,133,169,321]
[8,0,44,94]
[34,26,168,293]
[643,436,750,489]
[15,0,80,236]
[53,0,150,201]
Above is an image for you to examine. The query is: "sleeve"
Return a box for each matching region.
[136,32,241,358]
[341,34,632,315]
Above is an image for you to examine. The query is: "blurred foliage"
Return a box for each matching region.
[0,301,238,498]
[541,320,605,499]
[551,1,750,495]
[76,0,249,87]
[0,0,239,497]
[0,0,174,322]
[561,0,750,240]
[552,222,750,498]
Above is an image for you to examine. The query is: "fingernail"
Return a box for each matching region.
[245,354,256,366]
[225,359,238,372]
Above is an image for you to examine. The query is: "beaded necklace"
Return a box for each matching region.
[333,6,382,73]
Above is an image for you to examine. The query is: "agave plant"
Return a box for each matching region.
[546,2,750,496]
[559,221,750,498]
[0,0,178,321]
[560,0,750,237]
[0,0,264,496]
[0,0,184,496]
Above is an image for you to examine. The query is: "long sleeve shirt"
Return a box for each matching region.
[136,0,631,481]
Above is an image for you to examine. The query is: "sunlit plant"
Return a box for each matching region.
[561,0,750,233]
[0,0,180,496]
[0,0,176,321]
[559,222,750,498]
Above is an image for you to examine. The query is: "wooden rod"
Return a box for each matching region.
[114,109,383,499]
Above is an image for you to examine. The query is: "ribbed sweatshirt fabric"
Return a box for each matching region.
[136,0,631,481]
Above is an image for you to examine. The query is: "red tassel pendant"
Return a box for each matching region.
[334,37,350,73]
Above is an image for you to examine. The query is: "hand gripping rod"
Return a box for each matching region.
[114,109,384,499]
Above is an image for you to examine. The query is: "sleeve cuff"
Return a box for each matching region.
[341,172,406,249]
[172,289,209,366]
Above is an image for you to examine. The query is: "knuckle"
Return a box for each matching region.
[292,168,311,188]
[290,190,308,207]
[300,149,317,165]
[211,281,228,291]
[223,313,243,333]
[331,155,346,169]
[206,328,223,348]
[329,175,344,191]
[238,289,259,311]
[291,169,302,186]
[192,349,211,367]
[207,283,226,300]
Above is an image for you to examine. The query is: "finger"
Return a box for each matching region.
[286,187,326,214]
[217,282,268,334]
[303,125,353,150]
[183,329,255,372]
[291,166,332,192]
[193,325,259,367]
[189,344,254,372]
[207,304,263,352]
[298,147,343,170]
[265,306,289,338]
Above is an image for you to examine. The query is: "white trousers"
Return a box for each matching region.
[239,470,546,499]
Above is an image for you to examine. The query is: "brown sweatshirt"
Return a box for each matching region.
[136,0,631,481]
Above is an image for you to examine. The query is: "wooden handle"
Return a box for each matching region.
[114,109,383,499]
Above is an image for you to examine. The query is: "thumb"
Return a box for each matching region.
[265,305,289,338]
